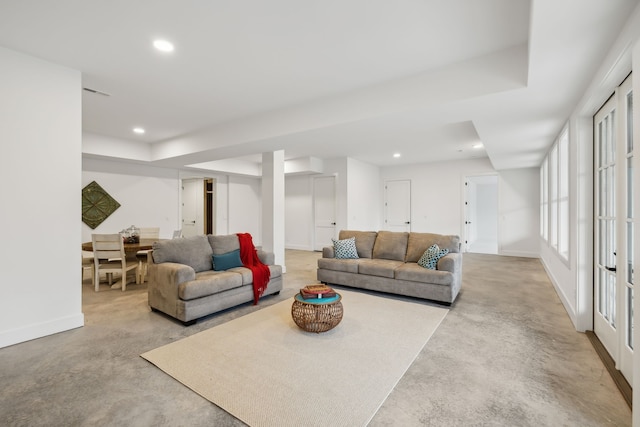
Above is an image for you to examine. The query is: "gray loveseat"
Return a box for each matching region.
[147,234,283,325]
[317,230,462,305]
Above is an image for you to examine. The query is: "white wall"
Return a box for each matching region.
[285,175,313,250]
[381,158,496,236]
[499,168,540,257]
[346,158,381,230]
[283,158,380,251]
[82,158,180,241]
[228,175,262,245]
[540,3,640,335]
[82,160,263,245]
[0,47,83,348]
[380,159,539,256]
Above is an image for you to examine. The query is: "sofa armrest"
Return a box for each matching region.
[150,261,196,286]
[257,249,275,265]
[322,246,335,258]
[147,261,196,316]
[437,252,461,274]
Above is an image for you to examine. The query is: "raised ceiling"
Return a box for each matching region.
[0,0,637,172]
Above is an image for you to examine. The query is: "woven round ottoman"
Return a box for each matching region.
[291,293,343,333]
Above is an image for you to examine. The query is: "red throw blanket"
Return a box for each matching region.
[237,233,271,305]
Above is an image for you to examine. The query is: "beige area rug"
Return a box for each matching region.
[141,290,448,427]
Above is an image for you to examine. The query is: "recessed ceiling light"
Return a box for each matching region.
[393,153,401,158]
[153,39,174,52]
[472,143,484,149]
[133,127,145,134]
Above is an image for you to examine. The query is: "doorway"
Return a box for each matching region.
[464,175,498,254]
[593,74,633,384]
[181,178,216,237]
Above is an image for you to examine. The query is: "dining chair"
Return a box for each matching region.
[136,227,160,282]
[92,233,139,291]
[81,251,94,287]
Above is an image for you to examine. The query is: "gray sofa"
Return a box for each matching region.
[147,234,283,325]
[317,230,462,305]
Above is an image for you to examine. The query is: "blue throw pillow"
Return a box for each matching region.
[417,244,449,270]
[332,237,359,259]
[212,249,244,271]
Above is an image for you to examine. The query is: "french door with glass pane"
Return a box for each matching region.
[594,74,633,383]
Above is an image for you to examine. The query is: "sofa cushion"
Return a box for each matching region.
[338,230,378,258]
[405,233,460,262]
[178,270,243,300]
[212,249,243,271]
[208,234,240,255]
[332,237,359,259]
[152,235,213,273]
[358,258,404,278]
[230,264,283,285]
[395,263,453,286]
[318,257,359,274]
[417,244,450,270]
[372,231,408,261]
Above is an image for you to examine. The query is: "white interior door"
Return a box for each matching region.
[182,179,203,238]
[594,74,634,384]
[385,180,411,232]
[465,175,498,254]
[314,176,336,251]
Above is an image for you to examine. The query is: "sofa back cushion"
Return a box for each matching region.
[152,235,213,272]
[338,230,378,258]
[405,233,460,262]
[372,231,408,261]
[208,234,240,255]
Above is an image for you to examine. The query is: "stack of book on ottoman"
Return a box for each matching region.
[299,284,336,300]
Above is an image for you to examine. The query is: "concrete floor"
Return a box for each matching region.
[0,251,631,426]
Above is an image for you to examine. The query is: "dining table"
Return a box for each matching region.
[81,238,160,255]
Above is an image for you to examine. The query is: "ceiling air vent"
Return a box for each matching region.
[83,87,111,97]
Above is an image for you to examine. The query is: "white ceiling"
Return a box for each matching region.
[0,0,638,172]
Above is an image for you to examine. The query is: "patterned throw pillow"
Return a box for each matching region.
[418,244,449,270]
[332,237,359,259]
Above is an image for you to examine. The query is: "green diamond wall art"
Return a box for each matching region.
[82,181,120,229]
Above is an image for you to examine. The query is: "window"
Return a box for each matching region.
[549,144,558,249]
[558,130,569,259]
[540,126,570,261]
[540,158,548,240]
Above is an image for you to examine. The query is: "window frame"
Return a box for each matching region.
[541,125,570,263]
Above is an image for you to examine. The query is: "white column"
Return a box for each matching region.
[262,151,286,272]
[0,47,84,348]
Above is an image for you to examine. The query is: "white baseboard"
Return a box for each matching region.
[498,250,539,258]
[285,244,313,251]
[0,313,84,349]
[540,258,578,330]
